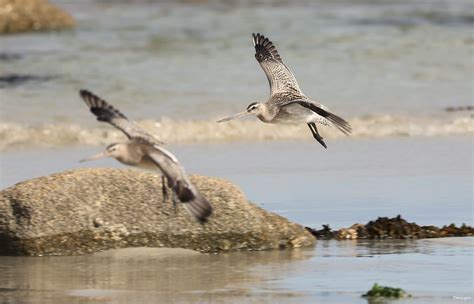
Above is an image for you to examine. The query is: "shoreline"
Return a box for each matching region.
[0,113,472,152]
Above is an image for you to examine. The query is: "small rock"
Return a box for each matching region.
[337,228,357,240]
[0,0,75,34]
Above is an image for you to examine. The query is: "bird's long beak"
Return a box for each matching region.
[217,111,250,123]
[79,151,108,163]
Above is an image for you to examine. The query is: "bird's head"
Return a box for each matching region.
[80,143,126,162]
[216,102,264,123]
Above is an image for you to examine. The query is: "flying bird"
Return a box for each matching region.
[79,90,213,223]
[217,33,351,148]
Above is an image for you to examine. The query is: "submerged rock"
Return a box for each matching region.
[445,105,474,112]
[0,168,315,256]
[307,215,474,240]
[0,74,57,88]
[0,52,23,61]
[0,0,75,34]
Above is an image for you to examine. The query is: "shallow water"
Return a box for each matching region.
[1,137,471,227]
[0,239,472,304]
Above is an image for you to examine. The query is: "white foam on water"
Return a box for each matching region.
[0,114,472,151]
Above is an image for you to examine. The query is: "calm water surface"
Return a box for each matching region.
[1,137,471,227]
[0,239,472,303]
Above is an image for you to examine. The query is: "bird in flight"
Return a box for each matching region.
[79,90,213,223]
[218,33,351,149]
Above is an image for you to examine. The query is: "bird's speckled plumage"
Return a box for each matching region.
[252,33,303,96]
[218,33,352,149]
[80,90,213,223]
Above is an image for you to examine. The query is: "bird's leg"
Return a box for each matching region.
[171,192,179,214]
[161,175,168,204]
[308,123,327,149]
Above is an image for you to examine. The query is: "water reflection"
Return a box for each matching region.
[315,239,426,258]
[0,248,313,304]
[0,238,471,303]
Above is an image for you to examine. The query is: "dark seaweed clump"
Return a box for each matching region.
[306,215,474,240]
[305,224,337,240]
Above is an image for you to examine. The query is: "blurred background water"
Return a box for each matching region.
[0,0,473,149]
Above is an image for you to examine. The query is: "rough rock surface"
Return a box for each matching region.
[0,0,74,34]
[306,215,474,240]
[0,168,315,256]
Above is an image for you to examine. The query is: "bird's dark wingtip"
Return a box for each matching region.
[79,89,91,98]
[252,33,258,45]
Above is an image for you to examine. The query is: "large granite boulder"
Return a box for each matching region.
[0,168,315,256]
[0,0,74,34]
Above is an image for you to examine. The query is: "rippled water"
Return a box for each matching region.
[0,239,472,304]
[0,0,473,149]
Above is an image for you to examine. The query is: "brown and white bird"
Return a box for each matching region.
[79,90,213,223]
[218,33,351,149]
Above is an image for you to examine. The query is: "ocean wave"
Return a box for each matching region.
[0,114,472,151]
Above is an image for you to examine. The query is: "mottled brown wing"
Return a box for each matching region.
[252,33,303,96]
[80,89,164,145]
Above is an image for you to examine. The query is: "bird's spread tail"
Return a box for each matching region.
[181,194,213,224]
[174,181,213,223]
[288,100,352,135]
[325,111,352,135]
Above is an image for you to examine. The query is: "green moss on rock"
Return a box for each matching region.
[362,283,411,299]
